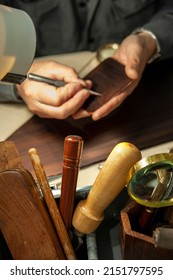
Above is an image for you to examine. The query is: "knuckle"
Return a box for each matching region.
[27,104,38,114]
[66,67,76,77]
[46,60,58,68]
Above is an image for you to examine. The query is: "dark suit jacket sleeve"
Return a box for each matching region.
[142,0,173,60]
[0,83,22,102]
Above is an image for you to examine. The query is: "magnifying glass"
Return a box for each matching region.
[96,43,119,62]
[127,153,173,208]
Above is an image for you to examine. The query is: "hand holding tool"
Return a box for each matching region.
[2,72,101,96]
[28,73,101,96]
[72,142,142,234]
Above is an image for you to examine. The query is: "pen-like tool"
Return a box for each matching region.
[1,72,102,96]
[28,73,102,96]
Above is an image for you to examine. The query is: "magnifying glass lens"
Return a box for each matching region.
[127,155,173,208]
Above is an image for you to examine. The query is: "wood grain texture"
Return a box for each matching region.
[59,135,83,231]
[83,58,132,112]
[72,142,142,234]
[0,169,61,260]
[20,168,65,259]
[0,141,23,171]
[8,59,173,177]
[120,201,173,260]
[28,148,76,260]
[0,141,65,259]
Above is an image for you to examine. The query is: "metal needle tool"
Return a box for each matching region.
[1,72,102,96]
[28,73,102,96]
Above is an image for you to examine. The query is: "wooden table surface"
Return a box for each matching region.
[9,58,173,177]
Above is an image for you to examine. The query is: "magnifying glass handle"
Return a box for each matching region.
[138,207,157,232]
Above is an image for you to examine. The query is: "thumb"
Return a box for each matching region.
[125,59,140,80]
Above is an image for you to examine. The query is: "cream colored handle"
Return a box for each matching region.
[72,142,142,234]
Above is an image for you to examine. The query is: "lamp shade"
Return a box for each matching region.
[0,4,36,80]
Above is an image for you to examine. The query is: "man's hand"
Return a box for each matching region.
[74,32,157,121]
[16,60,92,119]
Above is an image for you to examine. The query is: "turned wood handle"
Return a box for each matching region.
[72,142,142,234]
[28,148,76,260]
[59,135,83,231]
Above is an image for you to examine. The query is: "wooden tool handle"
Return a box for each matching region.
[28,148,76,260]
[0,141,23,171]
[138,207,155,232]
[59,135,83,231]
[72,142,142,234]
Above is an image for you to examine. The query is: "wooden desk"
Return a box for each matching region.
[1,56,173,261]
[8,58,173,178]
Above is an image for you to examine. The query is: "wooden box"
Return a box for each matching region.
[120,200,173,259]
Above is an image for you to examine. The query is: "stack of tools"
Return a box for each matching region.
[0,141,67,260]
[0,139,144,259]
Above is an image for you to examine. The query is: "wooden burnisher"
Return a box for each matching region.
[72,142,142,234]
